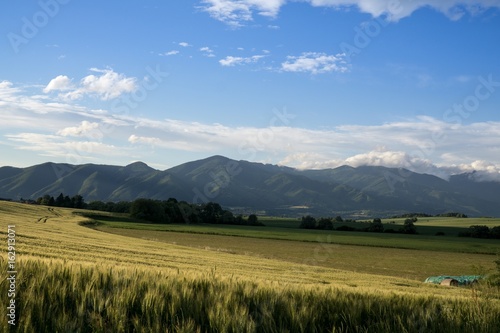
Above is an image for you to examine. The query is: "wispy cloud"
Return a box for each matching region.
[161,50,180,56]
[201,0,286,26]
[326,0,500,21]
[128,134,213,152]
[0,81,87,116]
[2,80,500,180]
[281,52,349,74]
[200,0,500,26]
[5,132,127,162]
[125,115,500,180]
[200,46,216,57]
[219,55,265,66]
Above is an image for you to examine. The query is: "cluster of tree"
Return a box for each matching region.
[299,216,418,234]
[387,218,418,234]
[392,212,468,218]
[391,213,433,218]
[343,218,418,234]
[299,216,354,230]
[436,212,468,218]
[36,193,85,209]
[458,225,500,239]
[36,194,263,226]
[86,201,132,213]
[129,199,264,226]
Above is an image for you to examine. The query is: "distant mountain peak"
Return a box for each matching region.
[123,161,154,173]
[202,155,232,163]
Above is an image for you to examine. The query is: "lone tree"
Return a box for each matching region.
[221,211,235,224]
[200,202,224,224]
[469,225,491,239]
[300,215,317,229]
[71,195,85,209]
[130,198,166,223]
[491,226,500,239]
[400,218,417,234]
[369,218,384,233]
[247,214,259,226]
[317,218,333,230]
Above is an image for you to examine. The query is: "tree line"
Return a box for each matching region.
[128,198,263,226]
[391,212,468,218]
[35,193,85,209]
[299,216,418,234]
[459,225,500,239]
[34,193,263,226]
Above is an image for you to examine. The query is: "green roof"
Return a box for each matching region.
[424,275,483,286]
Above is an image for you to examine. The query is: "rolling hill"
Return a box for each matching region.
[1,155,500,217]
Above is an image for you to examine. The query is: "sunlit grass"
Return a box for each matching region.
[94,218,500,254]
[95,226,498,281]
[1,201,499,332]
[1,257,500,333]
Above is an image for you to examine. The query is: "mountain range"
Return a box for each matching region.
[1,155,499,217]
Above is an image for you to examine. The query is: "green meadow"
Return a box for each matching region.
[1,202,500,332]
[92,216,500,255]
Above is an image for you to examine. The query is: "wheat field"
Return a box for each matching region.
[1,202,499,332]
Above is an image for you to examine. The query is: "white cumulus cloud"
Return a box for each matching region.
[443,160,500,182]
[310,0,500,21]
[43,75,73,93]
[3,79,500,181]
[126,115,500,181]
[281,52,349,74]
[201,0,500,25]
[0,80,13,89]
[57,121,103,139]
[200,0,286,26]
[44,68,138,101]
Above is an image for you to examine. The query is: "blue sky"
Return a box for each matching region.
[1,0,500,180]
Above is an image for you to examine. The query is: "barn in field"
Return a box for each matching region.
[424,275,483,286]
[439,278,459,287]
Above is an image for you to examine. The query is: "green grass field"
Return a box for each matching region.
[95,226,500,281]
[260,215,500,235]
[91,213,500,282]
[1,202,500,332]
[91,218,500,255]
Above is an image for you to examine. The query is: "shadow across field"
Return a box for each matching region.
[90,217,500,255]
[75,211,142,223]
[2,201,500,332]
[94,225,500,281]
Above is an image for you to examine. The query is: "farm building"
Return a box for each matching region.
[424,275,483,286]
[439,278,459,286]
